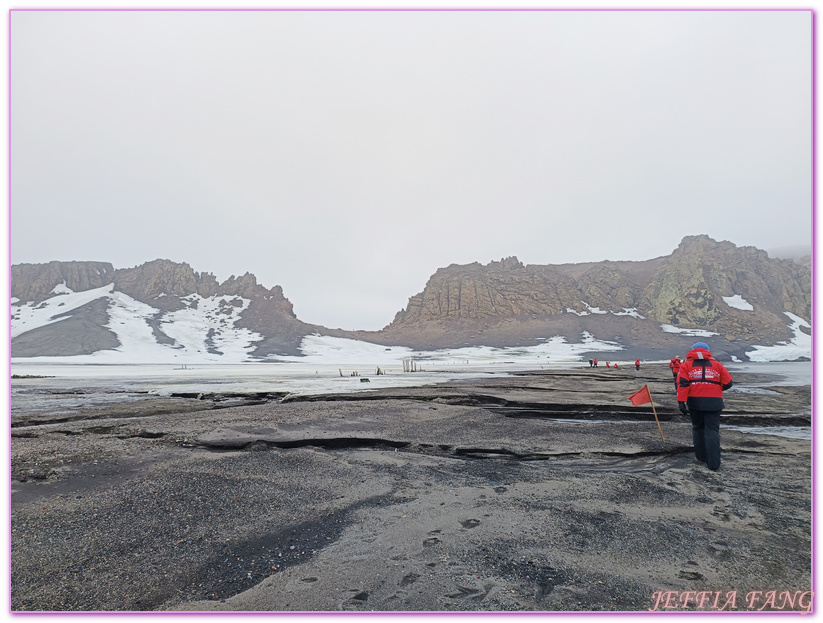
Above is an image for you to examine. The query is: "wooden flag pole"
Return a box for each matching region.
[646,384,665,443]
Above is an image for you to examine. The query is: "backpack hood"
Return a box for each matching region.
[686,347,714,361]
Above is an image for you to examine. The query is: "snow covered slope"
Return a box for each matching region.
[11,285,265,364]
[10,285,627,365]
[746,313,812,362]
[11,283,115,338]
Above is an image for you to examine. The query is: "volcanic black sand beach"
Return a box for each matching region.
[10,364,812,612]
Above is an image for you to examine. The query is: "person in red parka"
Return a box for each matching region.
[669,355,681,388]
[635,358,640,371]
[676,342,733,470]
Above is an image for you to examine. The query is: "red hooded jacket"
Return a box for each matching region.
[676,347,733,411]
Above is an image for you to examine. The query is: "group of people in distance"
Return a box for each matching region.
[587,357,642,371]
[670,342,733,471]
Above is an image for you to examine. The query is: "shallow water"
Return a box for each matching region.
[727,387,781,395]
[726,361,811,386]
[723,425,811,441]
[11,362,492,405]
[11,361,811,440]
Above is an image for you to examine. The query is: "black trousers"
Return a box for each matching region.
[690,409,721,470]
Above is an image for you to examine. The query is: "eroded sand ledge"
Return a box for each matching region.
[11,365,811,612]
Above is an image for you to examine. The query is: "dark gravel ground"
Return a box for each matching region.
[10,365,811,612]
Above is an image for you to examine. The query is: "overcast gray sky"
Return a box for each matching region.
[10,9,812,330]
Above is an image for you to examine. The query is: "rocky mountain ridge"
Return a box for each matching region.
[371,236,810,352]
[11,259,313,358]
[10,236,812,361]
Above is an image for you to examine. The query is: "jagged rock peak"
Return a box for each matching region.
[676,235,769,261]
[10,259,289,306]
[488,256,524,270]
[114,259,201,301]
[217,272,261,299]
[678,234,716,248]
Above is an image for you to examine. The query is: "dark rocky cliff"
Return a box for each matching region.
[367,235,810,356]
[11,261,116,303]
[639,236,811,342]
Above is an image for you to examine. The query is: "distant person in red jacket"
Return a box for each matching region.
[635,358,640,371]
[606,361,611,368]
[613,362,619,369]
[677,342,733,471]
[669,355,681,387]
[593,358,598,368]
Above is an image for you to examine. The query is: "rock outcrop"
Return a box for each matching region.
[371,235,810,357]
[639,236,811,342]
[11,261,116,303]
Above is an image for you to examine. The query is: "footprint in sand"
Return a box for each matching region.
[400,573,419,587]
[678,570,705,581]
[460,519,481,529]
[446,585,483,599]
[342,591,369,610]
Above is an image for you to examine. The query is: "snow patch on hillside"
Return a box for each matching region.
[723,294,753,311]
[746,312,811,362]
[565,302,608,316]
[160,294,260,360]
[105,291,167,357]
[660,324,718,337]
[566,304,644,319]
[51,282,73,295]
[612,308,645,319]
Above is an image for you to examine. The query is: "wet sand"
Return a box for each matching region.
[10,364,811,612]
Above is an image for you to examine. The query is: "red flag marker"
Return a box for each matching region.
[628,385,652,406]
[627,384,665,443]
